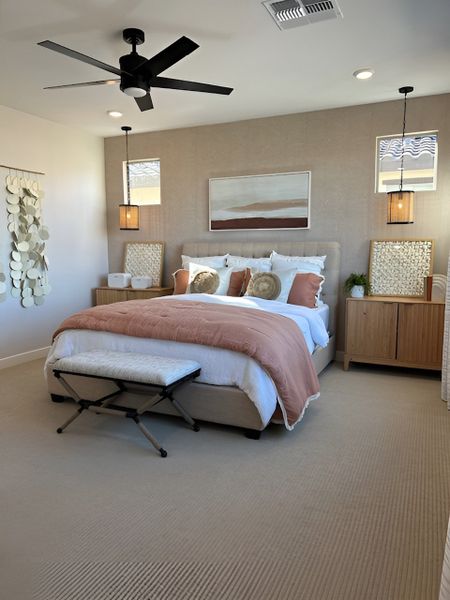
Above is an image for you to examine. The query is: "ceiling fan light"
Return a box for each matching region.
[123,86,147,98]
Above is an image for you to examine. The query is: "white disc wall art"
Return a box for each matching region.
[4,169,50,308]
[0,261,6,302]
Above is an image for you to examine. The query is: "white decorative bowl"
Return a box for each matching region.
[108,273,131,288]
[131,276,153,290]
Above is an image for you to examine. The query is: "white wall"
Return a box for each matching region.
[0,105,108,362]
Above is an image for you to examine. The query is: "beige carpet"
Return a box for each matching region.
[1,359,450,600]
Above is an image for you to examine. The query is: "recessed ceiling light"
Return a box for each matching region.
[353,68,374,80]
[107,110,123,118]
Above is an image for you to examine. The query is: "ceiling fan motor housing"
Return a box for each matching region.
[119,53,149,96]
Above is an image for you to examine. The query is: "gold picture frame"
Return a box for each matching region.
[124,241,164,287]
[368,239,434,297]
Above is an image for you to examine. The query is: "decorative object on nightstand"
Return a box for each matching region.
[344,296,444,371]
[386,86,415,224]
[369,239,433,297]
[131,275,153,289]
[124,241,164,287]
[344,273,370,298]
[119,125,139,230]
[431,274,448,303]
[107,273,131,288]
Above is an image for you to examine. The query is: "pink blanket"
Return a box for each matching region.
[54,298,319,427]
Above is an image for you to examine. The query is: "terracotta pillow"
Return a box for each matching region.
[287,273,325,308]
[227,269,249,296]
[173,269,189,294]
[172,268,248,296]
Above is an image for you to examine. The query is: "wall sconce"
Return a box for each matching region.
[387,86,414,224]
[119,125,140,230]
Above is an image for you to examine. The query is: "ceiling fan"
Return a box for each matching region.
[38,28,233,111]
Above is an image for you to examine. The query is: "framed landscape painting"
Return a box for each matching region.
[209,171,311,231]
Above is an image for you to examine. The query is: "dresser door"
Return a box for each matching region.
[346,300,398,359]
[397,303,445,366]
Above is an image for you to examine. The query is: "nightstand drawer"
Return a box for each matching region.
[95,287,173,305]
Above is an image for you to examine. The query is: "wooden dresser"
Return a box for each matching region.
[95,287,173,305]
[344,296,445,371]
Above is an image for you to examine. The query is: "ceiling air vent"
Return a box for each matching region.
[262,0,343,30]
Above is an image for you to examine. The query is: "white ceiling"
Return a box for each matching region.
[0,0,449,137]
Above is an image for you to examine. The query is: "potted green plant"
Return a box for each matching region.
[344,273,370,298]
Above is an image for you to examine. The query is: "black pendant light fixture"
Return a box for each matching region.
[119,125,140,230]
[387,86,414,224]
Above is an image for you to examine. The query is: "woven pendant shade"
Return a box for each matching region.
[119,204,139,230]
[387,190,414,224]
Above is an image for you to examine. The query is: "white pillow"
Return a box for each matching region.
[245,269,297,303]
[227,255,272,272]
[187,263,234,295]
[270,251,326,275]
[182,254,228,270]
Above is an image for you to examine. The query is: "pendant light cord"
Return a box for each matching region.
[125,128,131,206]
[121,125,132,206]
[399,90,408,192]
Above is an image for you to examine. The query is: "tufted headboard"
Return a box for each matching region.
[182,241,341,334]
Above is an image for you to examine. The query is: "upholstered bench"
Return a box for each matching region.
[52,350,201,457]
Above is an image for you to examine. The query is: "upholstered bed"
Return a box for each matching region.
[46,241,340,434]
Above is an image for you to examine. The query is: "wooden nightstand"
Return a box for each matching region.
[95,287,173,306]
[344,296,445,371]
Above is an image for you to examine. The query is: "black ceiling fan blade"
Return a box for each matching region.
[135,93,154,111]
[135,36,199,77]
[150,76,233,95]
[38,40,124,77]
[44,79,120,90]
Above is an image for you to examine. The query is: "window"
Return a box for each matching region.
[123,159,161,205]
[375,131,438,193]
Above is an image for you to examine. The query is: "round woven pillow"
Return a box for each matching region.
[190,270,220,294]
[247,272,281,300]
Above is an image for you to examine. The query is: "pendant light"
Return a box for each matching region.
[119,125,139,230]
[387,86,414,224]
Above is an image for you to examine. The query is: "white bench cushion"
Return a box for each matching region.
[53,350,201,387]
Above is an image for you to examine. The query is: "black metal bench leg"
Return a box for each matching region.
[57,407,85,434]
[133,416,167,457]
[167,393,200,432]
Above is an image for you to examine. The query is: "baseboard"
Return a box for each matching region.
[0,346,50,370]
[335,350,344,363]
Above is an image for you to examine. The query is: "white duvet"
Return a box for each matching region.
[46,294,329,428]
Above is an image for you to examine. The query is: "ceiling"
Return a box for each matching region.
[0,0,449,137]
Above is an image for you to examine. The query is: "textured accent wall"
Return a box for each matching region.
[104,93,450,350]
